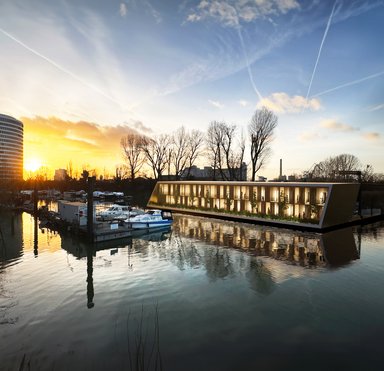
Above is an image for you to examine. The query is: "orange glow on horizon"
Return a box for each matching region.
[22,116,137,180]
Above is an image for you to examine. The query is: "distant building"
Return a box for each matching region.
[0,114,23,181]
[54,168,68,181]
[181,163,247,181]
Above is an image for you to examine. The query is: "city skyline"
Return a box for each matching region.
[1,0,383,179]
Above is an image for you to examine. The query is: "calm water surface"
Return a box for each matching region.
[1,209,383,371]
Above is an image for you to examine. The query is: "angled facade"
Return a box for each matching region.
[0,114,23,181]
[147,181,360,230]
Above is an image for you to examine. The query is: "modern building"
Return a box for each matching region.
[147,181,360,230]
[0,114,23,181]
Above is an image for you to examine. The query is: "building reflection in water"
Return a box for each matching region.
[0,211,23,261]
[59,215,361,304]
[173,215,360,269]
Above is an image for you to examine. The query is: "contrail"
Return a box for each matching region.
[311,70,384,97]
[237,27,263,102]
[305,1,338,101]
[0,27,128,110]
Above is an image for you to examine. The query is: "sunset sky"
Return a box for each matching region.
[0,0,383,179]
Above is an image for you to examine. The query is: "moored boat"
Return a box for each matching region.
[97,205,144,221]
[126,209,173,229]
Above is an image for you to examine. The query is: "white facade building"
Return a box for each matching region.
[0,114,23,181]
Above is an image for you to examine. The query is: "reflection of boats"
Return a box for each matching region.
[97,205,144,221]
[60,225,172,256]
[131,226,171,241]
[126,210,173,230]
[93,191,124,199]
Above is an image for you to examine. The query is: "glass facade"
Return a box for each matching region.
[0,114,24,181]
[148,181,360,229]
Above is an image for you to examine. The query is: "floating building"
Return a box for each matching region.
[147,181,360,230]
[0,114,23,181]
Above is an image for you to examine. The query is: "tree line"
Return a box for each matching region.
[120,106,278,181]
[304,153,383,182]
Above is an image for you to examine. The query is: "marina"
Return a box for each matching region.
[1,209,383,370]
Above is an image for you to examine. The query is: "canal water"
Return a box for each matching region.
[0,209,383,371]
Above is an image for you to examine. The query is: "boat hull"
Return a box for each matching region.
[129,220,173,229]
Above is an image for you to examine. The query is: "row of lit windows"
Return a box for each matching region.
[0,134,23,141]
[0,138,23,151]
[159,184,328,206]
[0,126,23,135]
[0,125,23,131]
[0,148,23,154]
[0,158,23,164]
[0,142,23,150]
[0,115,23,125]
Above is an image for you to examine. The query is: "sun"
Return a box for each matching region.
[24,158,43,172]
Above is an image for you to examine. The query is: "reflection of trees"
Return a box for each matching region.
[203,246,234,281]
[0,212,22,325]
[0,211,23,261]
[154,232,202,271]
[246,259,275,295]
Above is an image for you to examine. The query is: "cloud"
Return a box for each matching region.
[238,100,249,107]
[363,132,380,141]
[257,92,321,113]
[186,0,300,27]
[127,120,153,133]
[21,116,141,174]
[320,119,358,132]
[208,99,224,109]
[368,103,384,112]
[312,70,384,98]
[119,3,128,17]
[145,1,162,23]
[298,131,321,142]
[305,1,338,100]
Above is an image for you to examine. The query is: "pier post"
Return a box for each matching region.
[86,246,95,308]
[87,176,96,243]
[33,183,38,215]
[33,215,38,257]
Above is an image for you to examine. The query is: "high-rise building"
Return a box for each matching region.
[0,114,24,181]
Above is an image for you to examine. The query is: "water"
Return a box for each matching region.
[0,210,383,371]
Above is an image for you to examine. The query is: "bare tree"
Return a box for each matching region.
[206,121,245,180]
[248,107,278,181]
[172,126,189,179]
[184,129,204,178]
[66,160,73,179]
[120,133,147,180]
[141,134,171,179]
[307,154,362,180]
[114,164,127,181]
[206,121,224,180]
[222,125,245,180]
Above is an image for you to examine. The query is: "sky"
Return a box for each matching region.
[0,0,383,179]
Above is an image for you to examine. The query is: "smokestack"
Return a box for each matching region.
[280,159,282,178]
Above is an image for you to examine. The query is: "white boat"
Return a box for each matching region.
[126,209,173,229]
[97,205,144,221]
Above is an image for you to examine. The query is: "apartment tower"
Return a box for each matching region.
[0,114,24,181]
